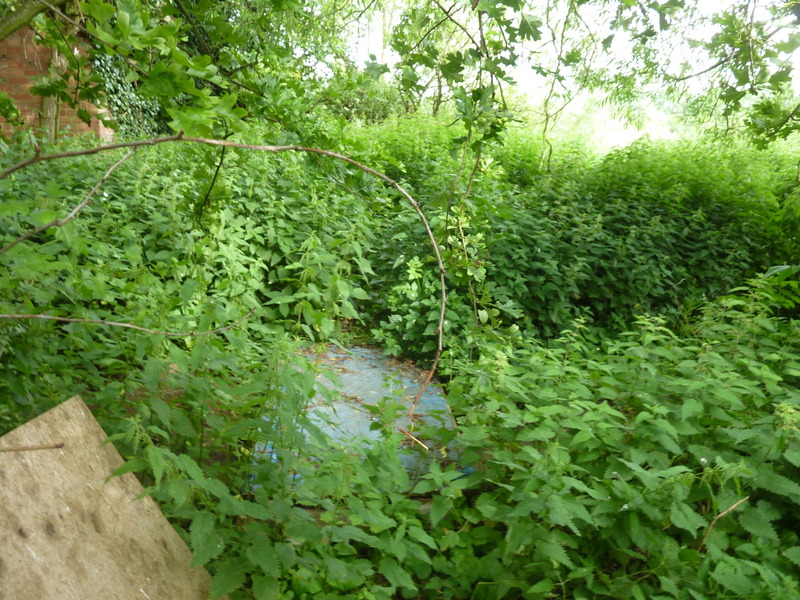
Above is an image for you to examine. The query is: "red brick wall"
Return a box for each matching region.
[0,27,113,140]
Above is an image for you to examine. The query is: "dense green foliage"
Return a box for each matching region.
[4,1,800,597]
[2,114,800,598]
[358,120,798,358]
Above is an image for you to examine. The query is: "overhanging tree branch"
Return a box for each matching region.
[430,0,480,51]
[0,0,72,43]
[670,56,731,83]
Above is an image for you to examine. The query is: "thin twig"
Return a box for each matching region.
[196,134,231,220]
[669,56,730,82]
[0,148,136,255]
[408,355,441,418]
[0,307,258,337]
[408,13,452,55]
[398,428,429,450]
[349,0,380,26]
[698,496,749,551]
[0,134,185,179]
[0,443,64,452]
[431,0,481,50]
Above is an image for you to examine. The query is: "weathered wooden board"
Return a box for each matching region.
[0,396,218,600]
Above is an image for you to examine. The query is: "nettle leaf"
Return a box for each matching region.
[210,557,247,599]
[429,495,452,526]
[785,546,800,567]
[738,506,777,540]
[476,492,505,520]
[324,555,367,589]
[669,503,706,535]
[710,560,754,596]
[252,575,280,600]
[165,480,190,507]
[526,579,555,595]
[379,557,416,591]
[408,525,437,550]
[246,541,281,577]
[546,495,584,534]
[754,468,800,503]
[175,454,205,480]
[189,512,224,567]
[505,522,533,554]
[109,457,149,479]
[681,397,704,419]
[145,445,166,485]
[536,539,574,568]
[190,511,216,549]
[784,446,800,467]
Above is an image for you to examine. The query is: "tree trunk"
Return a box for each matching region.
[38,48,68,140]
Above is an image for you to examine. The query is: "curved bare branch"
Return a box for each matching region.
[0,307,259,337]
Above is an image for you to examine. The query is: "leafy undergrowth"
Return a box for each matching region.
[1,124,800,599]
[361,123,799,359]
[114,271,800,600]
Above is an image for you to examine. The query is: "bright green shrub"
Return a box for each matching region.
[365,129,798,358]
[485,138,798,338]
[353,114,466,204]
[139,271,800,600]
[432,272,800,599]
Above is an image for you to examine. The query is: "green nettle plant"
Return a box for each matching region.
[2,120,800,600]
[481,137,798,338]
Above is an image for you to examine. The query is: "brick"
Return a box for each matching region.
[0,27,111,141]
[2,77,31,86]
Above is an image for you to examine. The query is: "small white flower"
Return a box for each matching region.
[700,457,708,466]
[620,504,629,511]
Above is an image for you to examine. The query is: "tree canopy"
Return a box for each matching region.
[2,0,800,145]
